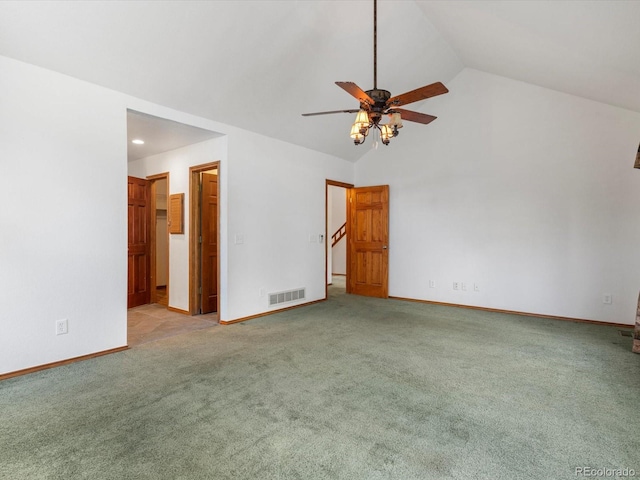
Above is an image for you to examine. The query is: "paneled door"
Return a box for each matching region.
[347,185,389,298]
[201,172,218,313]
[128,176,150,308]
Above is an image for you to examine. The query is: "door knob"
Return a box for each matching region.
[383,245,387,249]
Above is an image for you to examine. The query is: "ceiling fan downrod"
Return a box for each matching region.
[373,0,377,90]
[300,0,449,146]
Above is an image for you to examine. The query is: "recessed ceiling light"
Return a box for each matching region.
[131,139,145,145]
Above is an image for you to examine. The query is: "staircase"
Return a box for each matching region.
[332,222,346,247]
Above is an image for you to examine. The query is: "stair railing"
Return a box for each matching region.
[331,222,346,247]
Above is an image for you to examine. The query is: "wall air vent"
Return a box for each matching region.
[269,288,305,307]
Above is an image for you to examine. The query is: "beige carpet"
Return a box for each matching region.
[127,303,218,346]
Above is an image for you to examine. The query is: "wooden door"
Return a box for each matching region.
[128,176,151,308]
[201,172,218,313]
[348,185,389,298]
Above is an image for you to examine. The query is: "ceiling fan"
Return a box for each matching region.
[302,0,449,146]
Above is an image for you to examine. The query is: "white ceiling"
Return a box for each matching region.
[127,110,222,162]
[1,0,639,162]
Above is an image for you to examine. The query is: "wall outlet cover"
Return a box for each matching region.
[56,319,68,335]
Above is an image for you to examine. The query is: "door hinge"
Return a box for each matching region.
[198,287,202,294]
[199,235,202,244]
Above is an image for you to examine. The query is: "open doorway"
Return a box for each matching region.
[126,173,170,309]
[149,173,169,306]
[326,181,390,300]
[127,176,151,309]
[326,180,353,298]
[190,162,220,315]
[126,110,223,345]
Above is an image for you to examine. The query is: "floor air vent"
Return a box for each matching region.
[619,330,633,337]
[269,288,305,307]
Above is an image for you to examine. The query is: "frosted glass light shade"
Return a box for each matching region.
[354,109,370,126]
[380,125,393,144]
[389,112,403,128]
[350,123,365,143]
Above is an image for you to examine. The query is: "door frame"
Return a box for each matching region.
[325,180,354,299]
[147,172,170,306]
[189,161,221,315]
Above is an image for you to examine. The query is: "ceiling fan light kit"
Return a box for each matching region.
[302,0,448,147]
[350,110,398,146]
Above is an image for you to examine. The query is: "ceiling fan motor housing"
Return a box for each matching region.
[364,89,391,124]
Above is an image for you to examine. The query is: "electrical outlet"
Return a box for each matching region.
[259,287,266,297]
[603,293,612,305]
[56,319,68,336]
[474,283,480,292]
[429,280,436,288]
[461,282,467,291]
[453,282,459,291]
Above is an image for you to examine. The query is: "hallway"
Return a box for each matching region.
[127,304,218,347]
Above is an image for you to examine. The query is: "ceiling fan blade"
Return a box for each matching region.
[395,108,437,125]
[387,82,449,108]
[302,109,360,117]
[335,82,374,106]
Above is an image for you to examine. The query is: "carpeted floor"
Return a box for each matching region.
[1,287,638,479]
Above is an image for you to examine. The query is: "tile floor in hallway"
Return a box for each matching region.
[330,275,346,290]
[127,304,218,347]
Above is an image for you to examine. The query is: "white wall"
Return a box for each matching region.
[129,130,354,321]
[355,68,640,325]
[128,137,228,312]
[0,56,127,374]
[225,132,353,320]
[329,186,347,275]
[0,54,354,374]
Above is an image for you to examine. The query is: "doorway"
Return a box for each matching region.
[189,162,220,315]
[148,173,169,306]
[128,176,151,309]
[326,180,353,298]
[325,181,390,300]
[127,174,170,309]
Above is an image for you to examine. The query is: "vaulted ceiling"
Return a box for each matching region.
[1,1,639,162]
